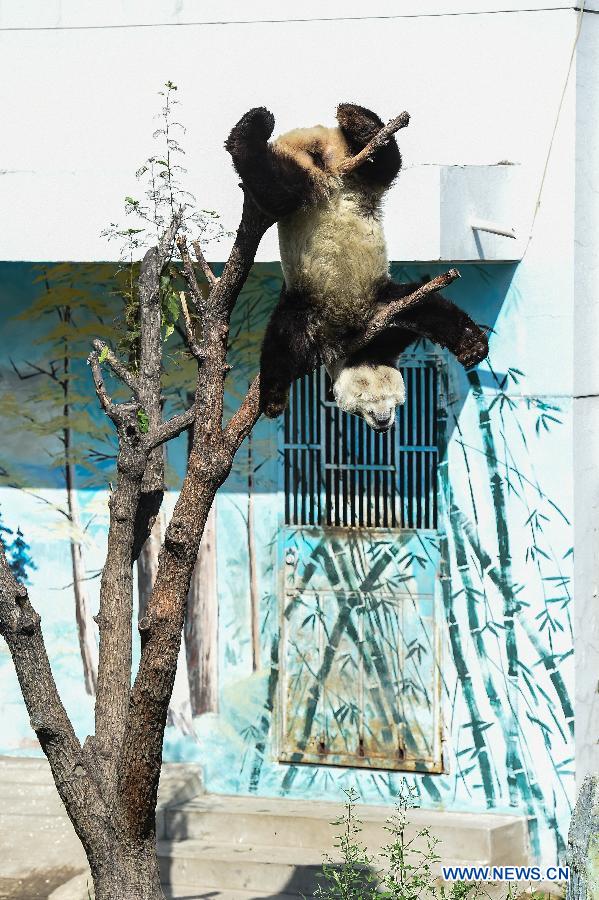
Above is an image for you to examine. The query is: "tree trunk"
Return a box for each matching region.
[65,461,98,696]
[567,774,599,900]
[185,501,218,715]
[138,512,193,731]
[91,838,164,900]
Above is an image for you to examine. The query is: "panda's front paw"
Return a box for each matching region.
[261,385,289,419]
[457,329,489,369]
[228,107,275,148]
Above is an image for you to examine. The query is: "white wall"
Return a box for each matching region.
[574,9,599,787]
[0,2,582,261]
[2,0,597,788]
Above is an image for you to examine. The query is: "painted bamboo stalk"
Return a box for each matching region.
[65,462,98,696]
[467,370,521,802]
[437,383,497,803]
[247,431,260,672]
[460,501,574,734]
[438,533,496,804]
[62,307,98,696]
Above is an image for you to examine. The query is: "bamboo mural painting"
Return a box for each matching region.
[0,260,574,859]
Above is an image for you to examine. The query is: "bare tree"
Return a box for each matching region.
[0,110,458,899]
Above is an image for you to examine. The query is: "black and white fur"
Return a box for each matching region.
[226,104,488,430]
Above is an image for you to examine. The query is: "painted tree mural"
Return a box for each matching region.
[0,505,36,584]
[0,264,118,694]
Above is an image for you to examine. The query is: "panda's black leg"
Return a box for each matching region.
[259,290,318,418]
[336,103,402,188]
[225,108,315,219]
[385,289,489,368]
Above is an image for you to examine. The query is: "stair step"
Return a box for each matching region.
[157,840,327,896]
[165,793,528,864]
[49,872,307,900]
[165,889,310,900]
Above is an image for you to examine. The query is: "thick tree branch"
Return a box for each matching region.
[88,351,139,424]
[177,236,205,312]
[192,240,218,286]
[91,340,140,398]
[146,407,196,450]
[0,547,106,854]
[338,110,410,175]
[89,352,119,419]
[344,268,461,358]
[92,216,182,791]
[178,291,204,361]
[223,375,262,451]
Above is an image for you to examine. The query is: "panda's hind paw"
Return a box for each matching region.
[228,108,275,148]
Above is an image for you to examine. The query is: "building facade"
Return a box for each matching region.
[1,0,598,862]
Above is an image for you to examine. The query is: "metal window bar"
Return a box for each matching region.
[282,362,438,529]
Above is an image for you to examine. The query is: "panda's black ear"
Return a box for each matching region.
[336,103,386,147]
[336,103,401,189]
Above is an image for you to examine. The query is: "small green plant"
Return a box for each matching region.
[102,80,228,366]
[314,787,380,899]
[315,783,484,900]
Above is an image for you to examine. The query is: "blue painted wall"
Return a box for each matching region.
[0,260,573,860]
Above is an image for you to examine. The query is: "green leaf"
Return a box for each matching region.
[98,345,109,363]
[137,409,150,433]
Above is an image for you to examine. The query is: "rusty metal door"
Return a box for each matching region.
[278,364,443,773]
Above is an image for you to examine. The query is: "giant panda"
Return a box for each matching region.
[225,104,488,431]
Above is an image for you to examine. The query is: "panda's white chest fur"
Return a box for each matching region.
[277,186,388,331]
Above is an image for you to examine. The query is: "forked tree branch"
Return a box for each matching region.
[0,547,106,851]
[177,236,205,312]
[178,291,204,361]
[192,240,219,287]
[91,340,140,398]
[92,215,182,792]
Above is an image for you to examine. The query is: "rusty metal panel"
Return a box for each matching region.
[278,357,444,773]
[279,529,442,772]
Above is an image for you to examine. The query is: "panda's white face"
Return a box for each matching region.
[333,364,406,432]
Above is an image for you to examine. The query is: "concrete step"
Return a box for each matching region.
[165,890,308,899]
[50,871,309,900]
[157,839,326,896]
[0,756,204,894]
[165,793,528,865]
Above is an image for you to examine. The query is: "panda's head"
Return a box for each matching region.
[332,363,406,432]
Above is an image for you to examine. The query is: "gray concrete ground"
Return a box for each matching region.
[2,755,540,900]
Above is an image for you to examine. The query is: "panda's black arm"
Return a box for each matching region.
[359,285,488,369]
[336,103,402,189]
[225,108,315,220]
[259,288,319,419]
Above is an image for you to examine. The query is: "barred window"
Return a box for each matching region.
[283,363,439,530]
